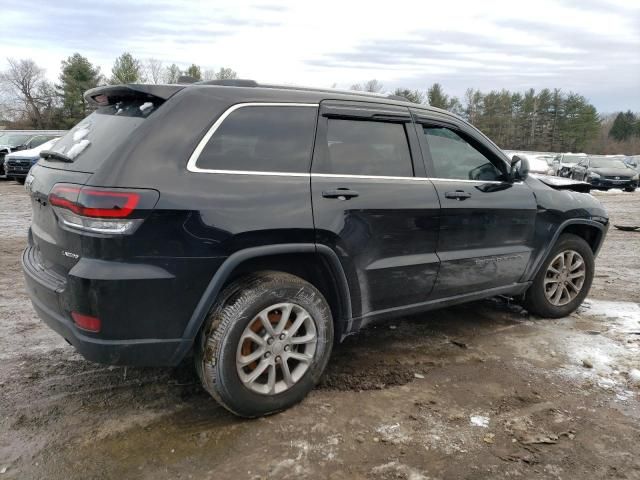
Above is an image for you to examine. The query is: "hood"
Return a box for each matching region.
[590,167,636,178]
[4,138,59,160]
[532,174,591,193]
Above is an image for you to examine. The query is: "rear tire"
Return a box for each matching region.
[624,187,636,192]
[523,234,594,318]
[195,271,333,418]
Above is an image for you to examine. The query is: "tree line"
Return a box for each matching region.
[0,53,238,130]
[1,53,638,154]
[359,80,637,154]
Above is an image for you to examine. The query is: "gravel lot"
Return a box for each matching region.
[1,180,639,479]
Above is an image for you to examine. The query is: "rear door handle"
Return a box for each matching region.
[444,190,472,200]
[322,188,359,200]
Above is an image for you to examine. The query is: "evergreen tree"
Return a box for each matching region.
[110,53,143,84]
[56,53,102,127]
[185,64,202,81]
[427,83,449,109]
[609,111,637,141]
[393,88,425,104]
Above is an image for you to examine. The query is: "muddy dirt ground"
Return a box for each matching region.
[1,181,639,479]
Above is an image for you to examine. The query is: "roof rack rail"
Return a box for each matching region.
[197,79,259,87]
[192,79,413,103]
[386,94,409,101]
[258,83,412,102]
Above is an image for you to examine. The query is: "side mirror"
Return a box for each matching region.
[510,155,529,181]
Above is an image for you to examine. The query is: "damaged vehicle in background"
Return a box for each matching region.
[5,138,60,184]
[0,133,60,178]
[570,155,639,192]
[21,80,609,418]
[551,153,586,177]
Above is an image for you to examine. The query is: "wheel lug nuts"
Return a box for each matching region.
[284,345,291,352]
[267,338,274,345]
[279,333,286,340]
[264,352,271,358]
[275,356,281,363]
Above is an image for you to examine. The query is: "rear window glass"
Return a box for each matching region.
[196,105,318,173]
[39,98,158,173]
[318,119,413,177]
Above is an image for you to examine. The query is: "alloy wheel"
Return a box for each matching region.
[544,250,586,306]
[236,303,317,395]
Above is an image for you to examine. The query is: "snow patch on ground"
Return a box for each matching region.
[558,300,640,400]
[469,415,490,428]
[371,461,431,480]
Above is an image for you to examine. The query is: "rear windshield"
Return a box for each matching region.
[38,98,158,173]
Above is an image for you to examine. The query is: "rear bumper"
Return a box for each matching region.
[22,246,191,366]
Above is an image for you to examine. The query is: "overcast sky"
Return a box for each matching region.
[2,0,639,112]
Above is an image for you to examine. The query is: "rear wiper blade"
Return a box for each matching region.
[40,150,73,163]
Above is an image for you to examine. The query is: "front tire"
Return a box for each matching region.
[195,271,333,418]
[523,234,594,318]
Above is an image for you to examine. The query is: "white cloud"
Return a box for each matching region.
[1,0,638,111]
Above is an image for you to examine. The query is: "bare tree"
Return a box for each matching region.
[0,58,56,128]
[350,79,384,93]
[203,69,216,81]
[163,64,181,84]
[145,58,164,84]
[214,67,238,80]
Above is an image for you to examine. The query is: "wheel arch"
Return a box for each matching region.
[527,219,607,282]
[170,244,352,364]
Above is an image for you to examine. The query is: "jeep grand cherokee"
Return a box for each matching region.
[22,80,608,417]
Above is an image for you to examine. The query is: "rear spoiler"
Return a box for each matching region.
[84,84,185,107]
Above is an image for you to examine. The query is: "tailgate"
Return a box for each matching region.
[27,164,92,278]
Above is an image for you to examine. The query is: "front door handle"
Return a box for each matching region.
[322,188,359,200]
[444,190,472,200]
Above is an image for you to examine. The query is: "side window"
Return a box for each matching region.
[319,119,413,177]
[423,127,503,181]
[196,106,317,173]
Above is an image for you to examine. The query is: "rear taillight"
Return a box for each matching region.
[49,183,159,234]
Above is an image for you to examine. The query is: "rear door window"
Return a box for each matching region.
[317,119,413,177]
[196,105,318,173]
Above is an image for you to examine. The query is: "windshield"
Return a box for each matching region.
[563,155,584,164]
[591,158,630,169]
[1,134,33,147]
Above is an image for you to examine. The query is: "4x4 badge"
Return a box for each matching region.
[62,251,79,259]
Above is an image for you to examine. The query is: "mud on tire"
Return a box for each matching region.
[195,271,333,418]
[523,233,595,318]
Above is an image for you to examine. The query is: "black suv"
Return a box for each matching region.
[22,81,608,417]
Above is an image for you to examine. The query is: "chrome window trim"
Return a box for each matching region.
[312,173,428,181]
[183,167,525,185]
[186,102,319,174]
